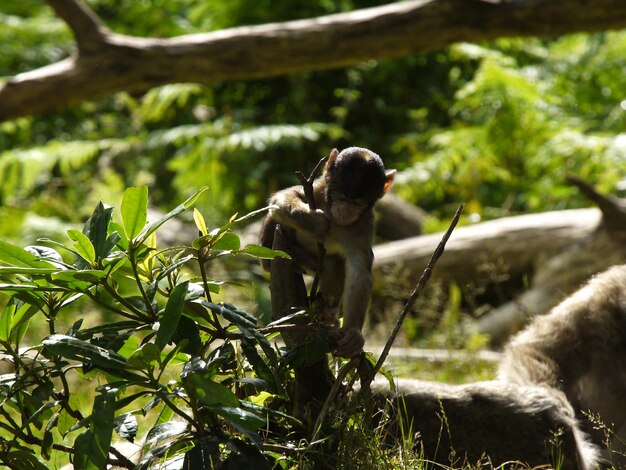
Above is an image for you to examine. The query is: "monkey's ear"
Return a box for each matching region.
[383,169,396,194]
[325,148,339,173]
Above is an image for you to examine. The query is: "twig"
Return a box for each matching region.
[294,155,328,212]
[295,152,330,300]
[311,355,361,442]
[370,203,464,382]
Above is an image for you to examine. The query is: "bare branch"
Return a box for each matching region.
[371,203,464,380]
[295,153,329,300]
[3,0,626,121]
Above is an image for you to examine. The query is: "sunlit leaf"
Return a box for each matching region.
[0,302,16,341]
[193,208,208,236]
[135,187,208,246]
[0,266,58,275]
[50,270,106,284]
[144,421,188,449]
[0,240,54,268]
[239,245,290,260]
[212,232,240,251]
[115,413,138,442]
[121,187,149,241]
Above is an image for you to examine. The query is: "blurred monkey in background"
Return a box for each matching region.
[499,264,626,465]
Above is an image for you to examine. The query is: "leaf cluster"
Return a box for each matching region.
[0,187,318,469]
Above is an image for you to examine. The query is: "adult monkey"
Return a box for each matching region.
[260,147,395,357]
[499,264,626,465]
[367,378,599,469]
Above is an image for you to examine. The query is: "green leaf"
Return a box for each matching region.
[144,421,188,449]
[42,413,58,461]
[170,315,201,356]
[0,240,54,268]
[74,387,116,470]
[122,187,149,241]
[239,244,290,260]
[135,187,208,246]
[0,266,59,275]
[42,334,127,370]
[126,342,161,369]
[67,230,96,265]
[186,374,239,407]
[212,232,241,251]
[240,337,278,393]
[208,404,265,431]
[193,208,208,236]
[75,321,142,341]
[183,436,220,469]
[83,202,115,262]
[221,439,271,469]
[232,205,274,224]
[0,283,67,292]
[0,302,15,342]
[156,281,188,350]
[11,303,41,341]
[205,302,257,329]
[50,270,106,283]
[4,448,49,470]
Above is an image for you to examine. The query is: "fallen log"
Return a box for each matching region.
[374,207,601,285]
[373,178,626,344]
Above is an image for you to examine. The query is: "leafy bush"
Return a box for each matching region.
[0,187,316,469]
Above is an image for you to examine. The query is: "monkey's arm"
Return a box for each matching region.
[333,246,372,357]
[269,186,329,239]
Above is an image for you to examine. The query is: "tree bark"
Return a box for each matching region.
[3,0,626,121]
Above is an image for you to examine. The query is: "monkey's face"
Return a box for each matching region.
[325,147,391,225]
[328,198,370,226]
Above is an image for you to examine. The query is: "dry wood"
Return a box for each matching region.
[373,207,602,284]
[4,0,626,120]
[373,177,626,344]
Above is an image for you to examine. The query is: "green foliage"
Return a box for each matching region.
[0,1,71,74]
[395,37,626,218]
[2,2,626,244]
[0,188,305,468]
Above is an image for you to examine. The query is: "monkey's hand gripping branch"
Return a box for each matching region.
[312,203,465,438]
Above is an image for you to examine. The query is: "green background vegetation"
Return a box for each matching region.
[2,0,625,243]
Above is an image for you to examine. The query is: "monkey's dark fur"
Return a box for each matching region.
[369,378,599,469]
[499,264,626,465]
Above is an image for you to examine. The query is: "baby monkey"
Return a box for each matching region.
[260,147,395,357]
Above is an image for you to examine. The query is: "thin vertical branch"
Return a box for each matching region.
[370,203,464,382]
[295,153,330,300]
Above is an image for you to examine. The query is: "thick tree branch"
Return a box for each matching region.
[2,0,626,120]
[46,0,109,52]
